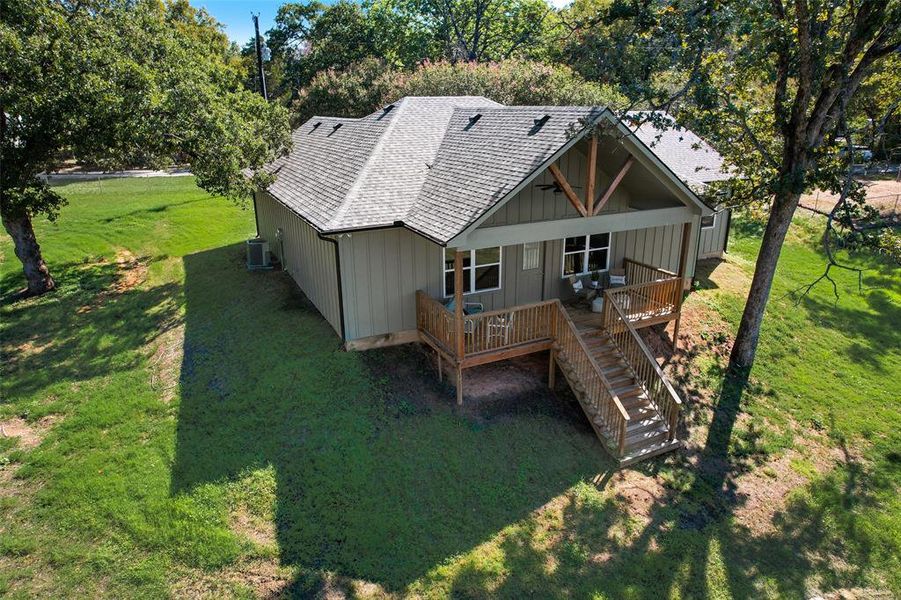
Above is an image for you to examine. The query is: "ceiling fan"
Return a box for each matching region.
[537,182,581,194]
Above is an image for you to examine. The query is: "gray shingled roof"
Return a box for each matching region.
[406,106,604,242]
[262,98,721,244]
[626,111,728,189]
[265,96,502,234]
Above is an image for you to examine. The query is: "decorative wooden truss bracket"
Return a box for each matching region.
[547,136,635,218]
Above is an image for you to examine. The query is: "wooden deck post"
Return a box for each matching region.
[673,221,692,351]
[454,250,465,405]
[677,221,692,281]
[548,302,559,389]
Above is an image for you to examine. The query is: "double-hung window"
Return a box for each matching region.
[443,247,502,296]
[562,233,610,277]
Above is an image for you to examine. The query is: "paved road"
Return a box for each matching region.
[40,168,192,182]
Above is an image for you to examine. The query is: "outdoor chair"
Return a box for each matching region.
[608,268,627,287]
[445,298,483,334]
[486,313,515,346]
[568,275,592,305]
[445,298,484,315]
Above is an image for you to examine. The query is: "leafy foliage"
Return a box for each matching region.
[294,57,628,122]
[0,0,291,216]
[401,0,554,61]
[248,0,562,105]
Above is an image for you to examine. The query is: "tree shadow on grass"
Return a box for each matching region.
[794,283,900,373]
[171,243,617,594]
[170,243,892,597]
[438,367,890,598]
[1,258,180,402]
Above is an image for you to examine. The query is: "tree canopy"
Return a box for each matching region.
[1,0,291,294]
[246,0,564,105]
[293,57,628,122]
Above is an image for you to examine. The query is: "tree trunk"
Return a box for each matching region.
[1,209,55,296]
[728,188,800,370]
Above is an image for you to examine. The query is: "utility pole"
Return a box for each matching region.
[252,14,268,101]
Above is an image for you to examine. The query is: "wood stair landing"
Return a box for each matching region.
[560,327,680,466]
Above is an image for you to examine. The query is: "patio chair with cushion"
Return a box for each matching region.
[445,298,484,334]
[445,299,484,315]
[608,268,627,287]
[568,275,591,302]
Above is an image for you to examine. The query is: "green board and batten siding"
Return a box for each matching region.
[338,228,438,341]
[478,141,633,227]
[255,135,726,342]
[255,191,343,337]
[338,230,547,340]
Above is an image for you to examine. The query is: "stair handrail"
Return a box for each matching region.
[554,300,630,421]
[604,294,682,439]
[552,300,631,454]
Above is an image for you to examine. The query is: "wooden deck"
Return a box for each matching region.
[416,262,685,465]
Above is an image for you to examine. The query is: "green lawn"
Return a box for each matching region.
[1,177,898,598]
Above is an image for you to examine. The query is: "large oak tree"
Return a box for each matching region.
[701,0,901,369]
[561,0,900,371]
[1,0,291,295]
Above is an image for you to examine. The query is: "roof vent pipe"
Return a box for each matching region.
[464,113,482,130]
[528,114,551,135]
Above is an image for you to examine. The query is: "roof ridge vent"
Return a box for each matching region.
[464,113,483,130]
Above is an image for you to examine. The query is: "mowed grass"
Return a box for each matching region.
[1,177,899,598]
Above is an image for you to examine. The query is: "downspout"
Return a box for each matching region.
[722,209,733,254]
[317,232,347,343]
[252,190,261,237]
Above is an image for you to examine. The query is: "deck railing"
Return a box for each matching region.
[603,296,682,440]
[554,301,631,454]
[416,292,557,360]
[416,292,631,455]
[623,258,677,286]
[462,300,556,356]
[416,291,456,354]
[603,277,683,326]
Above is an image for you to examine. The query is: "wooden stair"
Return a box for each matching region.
[556,329,680,466]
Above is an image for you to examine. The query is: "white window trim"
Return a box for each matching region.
[561,234,610,278]
[701,214,717,229]
[442,247,503,297]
